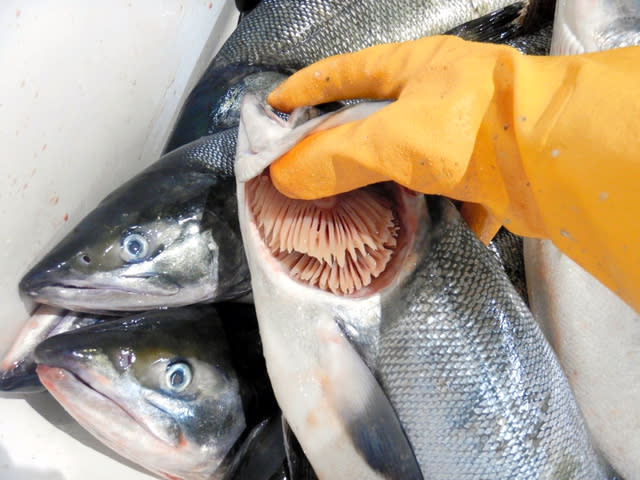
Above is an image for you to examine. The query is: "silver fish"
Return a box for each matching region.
[35,304,281,480]
[166,0,539,150]
[19,129,253,312]
[0,305,107,392]
[235,97,609,479]
[524,2,640,478]
[552,0,640,54]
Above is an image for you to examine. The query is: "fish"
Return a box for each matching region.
[166,0,546,151]
[234,96,610,479]
[551,0,640,54]
[523,2,640,478]
[0,305,107,392]
[18,5,552,314]
[34,304,282,480]
[235,0,263,21]
[488,228,529,303]
[19,128,256,312]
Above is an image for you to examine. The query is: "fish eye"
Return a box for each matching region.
[78,253,91,265]
[120,233,149,263]
[165,362,192,393]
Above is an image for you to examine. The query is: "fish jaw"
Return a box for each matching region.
[552,0,640,54]
[37,365,223,480]
[21,269,180,312]
[19,243,224,312]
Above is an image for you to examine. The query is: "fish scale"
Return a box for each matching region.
[213,0,519,69]
[167,0,528,150]
[377,197,607,479]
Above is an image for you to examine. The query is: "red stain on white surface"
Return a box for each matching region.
[50,195,59,205]
[63,213,69,221]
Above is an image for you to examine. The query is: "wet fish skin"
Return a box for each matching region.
[488,228,530,303]
[235,98,609,479]
[0,306,107,393]
[527,3,640,478]
[166,0,530,150]
[376,196,608,478]
[552,0,640,53]
[19,130,251,313]
[35,304,279,480]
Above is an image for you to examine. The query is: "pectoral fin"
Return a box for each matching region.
[317,320,423,480]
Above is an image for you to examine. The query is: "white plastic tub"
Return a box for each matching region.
[0,2,238,478]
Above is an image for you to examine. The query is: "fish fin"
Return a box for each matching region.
[317,319,423,480]
[235,94,389,182]
[225,415,286,480]
[445,2,526,43]
[282,417,318,480]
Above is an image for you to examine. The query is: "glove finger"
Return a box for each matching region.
[267,36,461,113]
[269,121,391,199]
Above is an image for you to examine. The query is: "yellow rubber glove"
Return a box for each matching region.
[267,35,640,313]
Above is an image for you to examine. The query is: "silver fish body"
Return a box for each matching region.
[19,5,550,313]
[235,97,609,479]
[525,2,640,478]
[375,197,607,478]
[552,0,640,54]
[34,304,281,480]
[167,0,534,150]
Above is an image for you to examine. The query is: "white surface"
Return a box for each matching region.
[0,1,238,478]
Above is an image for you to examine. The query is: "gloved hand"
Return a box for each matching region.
[267,35,640,312]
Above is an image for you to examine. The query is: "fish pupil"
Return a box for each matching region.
[170,369,185,387]
[128,239,142,255]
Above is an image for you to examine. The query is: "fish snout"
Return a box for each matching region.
[19,262,71,297]
[34,332,98,372]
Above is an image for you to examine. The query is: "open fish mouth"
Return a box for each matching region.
[237,95,424,297]
[245,175,421,297]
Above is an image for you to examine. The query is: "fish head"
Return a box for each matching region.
[235,96,429,479]
[35,306,247,480]
[552,0,640,53]
[20,155,250,312]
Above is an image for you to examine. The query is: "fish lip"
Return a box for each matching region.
[25,278,180,298]
[37,364,176,447]
[21,265,179,298]
[38,364,136,422]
